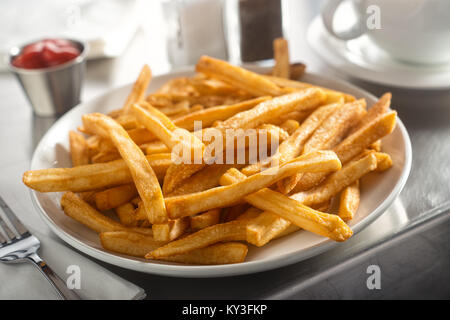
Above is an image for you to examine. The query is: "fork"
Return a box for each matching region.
[0,195,80,300]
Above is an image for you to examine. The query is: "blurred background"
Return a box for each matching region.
[0,0,317,88]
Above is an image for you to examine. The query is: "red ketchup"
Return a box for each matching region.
[12,39,81,69]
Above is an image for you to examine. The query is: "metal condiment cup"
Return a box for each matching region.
[8,38,87,117]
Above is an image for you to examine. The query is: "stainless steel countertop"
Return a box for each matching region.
[0,0,449,299]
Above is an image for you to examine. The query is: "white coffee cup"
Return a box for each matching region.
[321,0,450,65]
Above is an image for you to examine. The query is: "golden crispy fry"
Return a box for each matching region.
[264,75,356,103]
[146,220,248,259]
[145,141,170,155]
[220,168,353,243]
[272,110,311,126]
[133,102,205,163]
[278,99,366,194]
[303,99,367,154]
[81,113,167,224]
[196,55,285,96]
[338,180,360,221]
[190,209,221,231]
[374,152,393,171]
[152,217,190,241]
[292,152,377,206]
[101,231,248,264]
[187,76,251,98]
[91,151,121,163]
[78,190,98,205]
[163,163,207,196]
[100,231,167,257]
[115,202,139,227]
[352,93,391,134]
[292,111,397,192]
[162,89,326,194]
[158,100,190,117]
[23,153,171,192]
[370,140,382,152]
[173,96,271,131]
[95,184,138,211]
[61,192,152,235]
[98,128,157,155]
[242,102,342,176]
[122,65,151,114]
[115,114,138,130]
[335,111,397,164]
[280,119,300,135]
[236,207,262,221]
[166,150,341,218]
[69,131,90,166]
[258,124,289,142]
[288,63,306,80]
[215,88,325,130]
[168,163,244,196]
[222,204,250,222]
[162,242,248,265]
[272,38,290,78]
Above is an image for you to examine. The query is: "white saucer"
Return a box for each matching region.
[307,16,450,90]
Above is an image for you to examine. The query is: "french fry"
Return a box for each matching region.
[61,192,152,235]
[132,102,205,167]
[115,202,139,227]
[122,65,151,114]
[101,231,248,264]
[292,111,397,192]
[351,92,391,134]
[302,99,367,154]
[236,207,262,221]
[162,242,248,265]
[220,168,353,243]
[78,190,98,205]
[222,203,250,222]
[145,141,170,155]
[242,102,342,176]
[292,152,377,206]
[374,152,393,172]
[166,150,341,218]
[215,88,326,130]
[369,140,382,152]
[91,151,121,163]
[69,131,90,166]
[23,153,171,192]
[288,62,306,80]
[100,231,167,257]
[190,209,221,230]
[278,99,366,194]
[146,220,248,259]
[348,93,391,149]
[95,184,138,211]
[264,75,356,103]
[152,217,190,241]
[196,55,285,96]
[173,96,271,131]
[272,38,290,78]
[280,119,300,135]
[338,180,360,221]
[81,113,167,224]
[162,89,326,194]
[169,163,244,196]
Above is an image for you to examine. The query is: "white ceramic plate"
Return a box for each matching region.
[30,67,412,278]
[307,16,450,90]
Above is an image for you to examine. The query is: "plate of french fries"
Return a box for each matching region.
[23,39,411,277]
